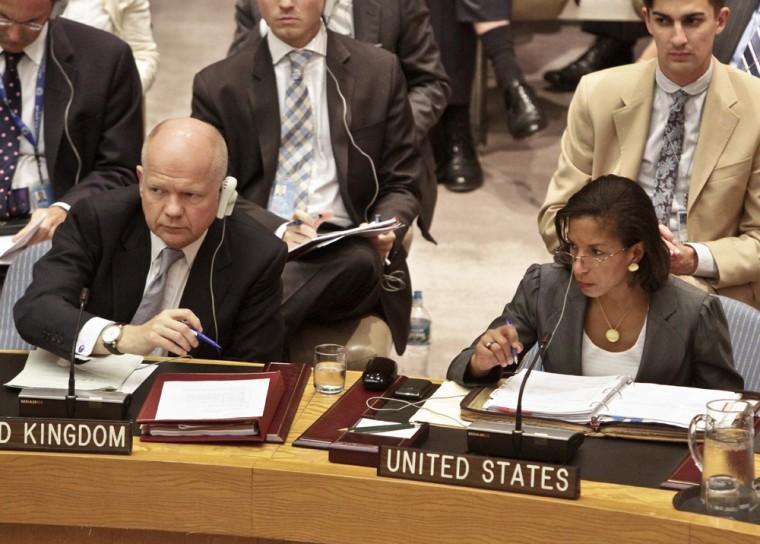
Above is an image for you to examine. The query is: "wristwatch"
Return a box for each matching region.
[101,324,124,355]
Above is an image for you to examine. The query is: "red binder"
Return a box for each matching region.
[137,371,284,443]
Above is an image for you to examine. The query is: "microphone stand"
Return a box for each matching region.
[65,288,89,417]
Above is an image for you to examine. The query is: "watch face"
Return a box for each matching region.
[102,325,120,344]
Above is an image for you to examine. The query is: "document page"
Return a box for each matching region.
[0,215,43,262]
[600,382,741,428]
[484,370,628,423]
[409,380,471,428]
[4,349,144,391]
[154,378,270,421]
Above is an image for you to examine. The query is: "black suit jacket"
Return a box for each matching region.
[14,186,287,362]
[192,30,421,351]
[447,264,743,391]
[227,0,448,238]
[44,18,143,206]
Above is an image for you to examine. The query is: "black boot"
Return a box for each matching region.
[435,105,483,193]
[544,36,634,92]
[503,80,547,140]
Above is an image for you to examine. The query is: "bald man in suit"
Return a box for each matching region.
[538,0,760,309]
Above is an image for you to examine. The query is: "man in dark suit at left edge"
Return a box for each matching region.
[14,118,287,362]
[1,0,143,246]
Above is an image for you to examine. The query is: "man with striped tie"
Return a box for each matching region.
[228,0,448,243]
[538,0,760,310]
[192,0,422,355]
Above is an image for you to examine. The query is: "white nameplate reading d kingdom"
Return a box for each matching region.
[0,417,132,454]
[378,445,579,499]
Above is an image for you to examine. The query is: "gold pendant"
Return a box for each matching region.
[605,328,620,343]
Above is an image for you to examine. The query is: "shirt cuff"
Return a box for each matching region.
[75,317,114,358]
[274,221,290,239]
[686,242,717,279]
[51,201,71,212]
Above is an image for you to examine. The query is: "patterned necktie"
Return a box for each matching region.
[0,52,23,219]
[652,90,689,226]
[131,247,185,325]
[269,50,314,220]
[740,22,759,77]
[327,0,354,37]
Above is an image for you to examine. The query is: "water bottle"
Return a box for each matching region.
[400,290,431,376]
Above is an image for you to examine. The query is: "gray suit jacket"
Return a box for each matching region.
[227,0,449,239]
[447,264,744,391]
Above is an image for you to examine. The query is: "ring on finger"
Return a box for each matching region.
[484,340,495,349]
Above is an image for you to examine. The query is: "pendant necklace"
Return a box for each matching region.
[597,297,632,343]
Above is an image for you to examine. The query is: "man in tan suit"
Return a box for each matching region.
[538,0,760,308]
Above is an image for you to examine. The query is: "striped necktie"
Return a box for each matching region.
[269,50,314,220]
[740,21,760,77]
[327,0,354,38]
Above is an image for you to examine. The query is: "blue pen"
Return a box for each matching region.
[505,319,519,364]
[191,328,222,350]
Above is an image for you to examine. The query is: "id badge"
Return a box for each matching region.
[676,210,688,243]
[29,181,54,211]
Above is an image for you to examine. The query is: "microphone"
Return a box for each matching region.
[65,287,89,417]
[18,287,131,420]
[467,279,585,464]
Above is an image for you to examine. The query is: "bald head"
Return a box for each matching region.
[142,118,228,187]
[138,118,231,249]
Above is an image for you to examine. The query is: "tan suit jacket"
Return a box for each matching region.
[538,59,760,308]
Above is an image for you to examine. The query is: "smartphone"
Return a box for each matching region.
[393,378,433,401]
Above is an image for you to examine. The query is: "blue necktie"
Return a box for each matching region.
[0,52,23,219]
[269,50,314,220]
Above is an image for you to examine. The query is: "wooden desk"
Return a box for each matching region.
[0,370,758,544]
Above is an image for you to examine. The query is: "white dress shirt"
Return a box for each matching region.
[62,0,113,33]
[638,62,716,278]
[76,231,207,357]
[0,26,50,199]
[267,23,351,228]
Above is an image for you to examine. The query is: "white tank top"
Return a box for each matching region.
[581,316,647,380]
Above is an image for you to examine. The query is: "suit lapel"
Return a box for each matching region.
[352,0,381,44]
[611,62,656,180]
[688,61,740,212]
[250,37,280,192]
[325,33,358,221]
[44,20,77,185]
[637,282,681,383]
[111,216,151,322]
[180,219,232,339]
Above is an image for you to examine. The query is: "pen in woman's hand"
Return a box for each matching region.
[506,319,519,364]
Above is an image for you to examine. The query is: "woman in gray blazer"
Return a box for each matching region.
[448,175,743,391]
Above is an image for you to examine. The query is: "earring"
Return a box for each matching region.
[628,262,640,272]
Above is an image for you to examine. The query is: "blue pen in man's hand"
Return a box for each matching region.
[191,328,222,350]
[506,319,519,364]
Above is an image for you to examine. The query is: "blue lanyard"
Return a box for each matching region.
[0,51,46,155]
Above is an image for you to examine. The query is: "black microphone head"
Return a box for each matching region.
[79,287,90,305]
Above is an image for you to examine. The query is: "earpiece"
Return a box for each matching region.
[216,176,238,219]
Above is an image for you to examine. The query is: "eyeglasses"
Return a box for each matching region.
[554,247,628,267]
[0,16,44,33]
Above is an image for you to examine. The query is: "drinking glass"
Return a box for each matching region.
[688,399,755,511]
[313,344,346,394]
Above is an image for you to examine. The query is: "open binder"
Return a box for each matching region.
[137,371,284,443]
[461,370,757,443]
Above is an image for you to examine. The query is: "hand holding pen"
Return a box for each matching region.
[470,318,523,377]
[283,209,333,251]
